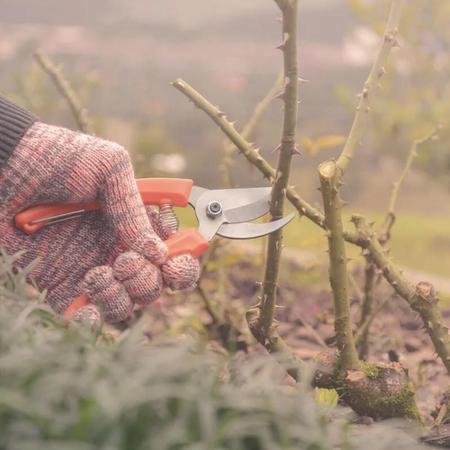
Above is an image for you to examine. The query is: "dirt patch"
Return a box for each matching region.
[138,243,450,423]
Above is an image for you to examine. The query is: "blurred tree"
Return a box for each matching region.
[346,0,450,186]
[9,60,99,130]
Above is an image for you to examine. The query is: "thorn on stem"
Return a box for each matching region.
[272,144,282,153]
[273,90,286,102]
[378,67,386,78]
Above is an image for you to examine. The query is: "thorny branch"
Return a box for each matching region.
[257,0,299,343]
[380,127,440,243]
[355,295,390,347]
[171,1,450,377]
[352,215,450,373]
[171,78,334,238]
[358,127,440,358]
[335,0,404,176]
[319,161,359,373]
[357,261,377,359]
[317,0,403,366]
[34,50,93,134]
[221,72,283,188]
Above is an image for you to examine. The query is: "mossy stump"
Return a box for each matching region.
[343,362,420,421]
[312,354,420,421]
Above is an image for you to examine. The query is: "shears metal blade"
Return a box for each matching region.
[14,178,295,258]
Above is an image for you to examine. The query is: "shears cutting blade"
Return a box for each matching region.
[14,178,295,258]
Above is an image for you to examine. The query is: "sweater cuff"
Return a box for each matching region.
[0,96,38,168]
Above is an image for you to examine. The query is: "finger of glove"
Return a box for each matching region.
[83,265,134,323]
[51,127,167,264]
[161,254,200,291]
[9,122,167,264]
[8,122,167,263]
[93,146,167,264]
[72,304,101,328]
[113,251,163,306]
[145,205,178,241]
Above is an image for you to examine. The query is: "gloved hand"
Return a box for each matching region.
[0,103,200,325]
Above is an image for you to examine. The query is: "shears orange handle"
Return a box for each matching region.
[15,178,209,259]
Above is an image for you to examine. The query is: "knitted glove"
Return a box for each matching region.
[0,98,200,325]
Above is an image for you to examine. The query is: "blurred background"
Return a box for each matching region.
[0,0,449,282]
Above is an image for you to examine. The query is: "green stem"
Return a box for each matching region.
[196,284,220,325]
[319,161,359,373]
[360,128,440,357]
[220,72,283,188]
[336,0,404,176]
[352,215,450,374]
[355,295,389,347]
[171,79,362,246]
[259,0,299,340]
[379,128,439,243]
[357,260,376,359]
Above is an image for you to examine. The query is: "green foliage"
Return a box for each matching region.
[0,251,427,450]
[315,389,339,409]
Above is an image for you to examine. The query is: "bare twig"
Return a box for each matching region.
[348,271,364,304]
[352,215,450,373]
[273,0,290,11]
[296,312,328,349]
[380,128,439,243]
[171,79,352,241]
[319,161,359,372]
[336,0,404,176]
[359,127,439,357]
[355,294,390,347]
[170,2,405,245]
[357,260,377,359]
[171,76,450,376]
[197,284,220,325]
[34,50,93,134]
[257,0,299,343]
[330,0,403,362]
[220,72,283,187]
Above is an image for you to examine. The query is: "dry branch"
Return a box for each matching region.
[359,127,439,357]
[355,295,389,347]
[258,0,299,342]
[336,0,404,176]
[357,261,377,358]
[170,79,351,241]
[319,161,359,373]
[380,128,439,243]
[170,6,450,378]
[220,72,283,187]
[34,50,93,134]
[171,79,450,375]
[352,215,450,373]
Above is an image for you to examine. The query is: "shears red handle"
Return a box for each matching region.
[15,177,295,320]
[15,178,209,259]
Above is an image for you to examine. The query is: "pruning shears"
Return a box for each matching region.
[15,178,295,259]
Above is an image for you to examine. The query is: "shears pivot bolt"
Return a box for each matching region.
[206,201,223,218]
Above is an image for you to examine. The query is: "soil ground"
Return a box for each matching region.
[137,242,450,424]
